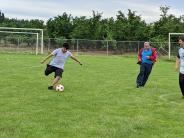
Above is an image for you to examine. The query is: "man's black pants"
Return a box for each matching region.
[136,63,153,87]
[179,73,184,96]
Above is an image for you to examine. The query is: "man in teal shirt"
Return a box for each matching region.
[136,42,157,88]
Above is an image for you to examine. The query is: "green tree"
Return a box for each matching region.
[150,6,184,42]
[71,16,90,39]
[0,11,5,22]
[47,12,73,38]
[114,10,149,41]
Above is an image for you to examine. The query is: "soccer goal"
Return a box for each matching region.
[0,27,43,55]
[168,33,184,60]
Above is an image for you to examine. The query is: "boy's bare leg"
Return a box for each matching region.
[52,76,61,89]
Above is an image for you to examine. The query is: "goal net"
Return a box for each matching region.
[0,27,43,55]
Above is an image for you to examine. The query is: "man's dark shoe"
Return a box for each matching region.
[48,86,53,90]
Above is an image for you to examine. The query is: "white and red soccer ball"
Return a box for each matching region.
[55,84,64,92]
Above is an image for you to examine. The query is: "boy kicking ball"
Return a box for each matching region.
[41,42,82,90]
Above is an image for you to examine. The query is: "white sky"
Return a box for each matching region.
[0,0,183,23]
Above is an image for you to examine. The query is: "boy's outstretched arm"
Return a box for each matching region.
[71,55,82,65]
[41,54,53,64]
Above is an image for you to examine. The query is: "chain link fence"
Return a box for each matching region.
[44,39,179,60]
[0,37,38,54]
[0,37,179,59]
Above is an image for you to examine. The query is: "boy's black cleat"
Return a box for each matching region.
[48,86,53,90]
[137,84,144,88]
[136,84,140,88]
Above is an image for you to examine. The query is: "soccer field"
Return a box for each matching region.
[0,53,184,138]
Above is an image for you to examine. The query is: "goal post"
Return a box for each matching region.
[0,27,43,54]
[0,30,39,55]
[168,33,184,60]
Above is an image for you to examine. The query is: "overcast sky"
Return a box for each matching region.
[0,0,183,23]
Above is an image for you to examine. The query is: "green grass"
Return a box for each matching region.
[0,53,183,138]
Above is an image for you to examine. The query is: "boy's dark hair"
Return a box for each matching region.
[63,42,70,49]
[179,36,184,42]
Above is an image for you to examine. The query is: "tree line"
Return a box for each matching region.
[0,6,184,42]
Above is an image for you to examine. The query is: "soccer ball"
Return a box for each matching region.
[55,84,64,92]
